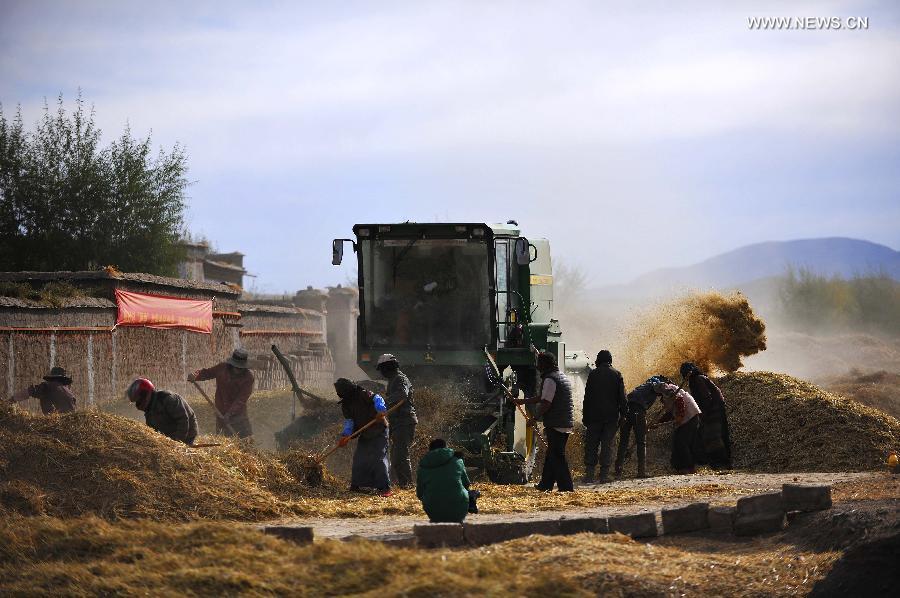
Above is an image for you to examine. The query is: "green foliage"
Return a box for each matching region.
[0,94,188,275]
[778,267,900,336]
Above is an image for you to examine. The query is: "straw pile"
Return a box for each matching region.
[0,515,840,596]
[620,291,767,387]
[0,403,312,520]
[717,372,900,472]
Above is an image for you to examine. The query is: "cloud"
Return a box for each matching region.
[2,1,898,291]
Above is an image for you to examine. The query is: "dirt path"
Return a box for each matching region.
[266,471,875,540]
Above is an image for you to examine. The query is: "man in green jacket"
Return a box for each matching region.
[416,438,480,523]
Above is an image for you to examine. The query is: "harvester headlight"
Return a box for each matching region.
[472,227,485,237]
[358,228,370,238]
[378,225,391,233]
[455,225,467,233]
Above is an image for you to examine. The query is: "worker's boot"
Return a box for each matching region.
[581,467,595,484]
[637,455,649,479]
[597,466,611,484]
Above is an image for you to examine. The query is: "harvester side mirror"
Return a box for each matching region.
[515,238,537,265]
[515,238,530,265]
[332,239,356,266]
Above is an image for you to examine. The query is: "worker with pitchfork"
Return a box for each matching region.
[334,378,392,496]
[9,366,77,414]
[681,362,732,469]
[377,354,418,489]
[512,351,575,492]
[650,380,702,474]
[188,348,254,439]
[614,375,668,479]
[127,377,198,445]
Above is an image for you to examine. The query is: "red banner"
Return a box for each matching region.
[115,289,212,333]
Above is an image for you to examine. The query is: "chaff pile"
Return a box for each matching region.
[718,371,900,472]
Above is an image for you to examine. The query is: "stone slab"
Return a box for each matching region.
[414,523,465,548]
[368,533,418,548]
[608,512,658,538]
[782,484,832,512]
[464,519,561,546]
[708,506,735,532]
[558,516,610,535]
[662,503,710,535]
[736,491,783,516]
[262,526,314,544]
[734,513,785,536]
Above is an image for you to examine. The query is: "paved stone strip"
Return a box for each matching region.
[263,483,836,549]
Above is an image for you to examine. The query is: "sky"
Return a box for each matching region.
[2,0,899,293]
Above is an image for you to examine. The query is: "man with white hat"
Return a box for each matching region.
[189,348,255,438]
[376,353,417,488]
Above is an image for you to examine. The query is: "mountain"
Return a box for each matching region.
[627,237,900,291]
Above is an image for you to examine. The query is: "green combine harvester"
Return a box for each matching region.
[332,221,589,483]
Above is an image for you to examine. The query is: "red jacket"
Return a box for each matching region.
[193,363,254,418]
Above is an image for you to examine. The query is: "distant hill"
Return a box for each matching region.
[627,237,900,291]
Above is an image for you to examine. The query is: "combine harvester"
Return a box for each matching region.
[333,221,589,483]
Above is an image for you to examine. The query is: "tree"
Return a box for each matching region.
[554,260,588,309]
[0,94,188,275]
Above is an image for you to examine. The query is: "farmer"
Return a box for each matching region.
[651,380,703,474]
[614,375,667,478]
[188,348,254,438]
[9,366,77,414]
[416,438,480,522]
[126,377,198,445]
[512,351,575,492]
[334,378,392,496]
[581,350,628,483]
[681,362,732,469]
[376,354,417,488]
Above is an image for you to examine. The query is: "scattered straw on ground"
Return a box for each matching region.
[0,515,840,597]
[832,472,899,503]
[620,291,767,387]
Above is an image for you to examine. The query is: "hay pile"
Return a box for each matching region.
[571,371,900,477]
[620,291,767,387]
[0,515,840,596]
[823,369,900,420]
[717,372,900,472]
[0,403,334,520]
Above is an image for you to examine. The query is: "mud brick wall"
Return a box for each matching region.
[238,307,331,391]
[1,301,334,412]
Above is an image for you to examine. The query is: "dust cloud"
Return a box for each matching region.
[616,291,767,388]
